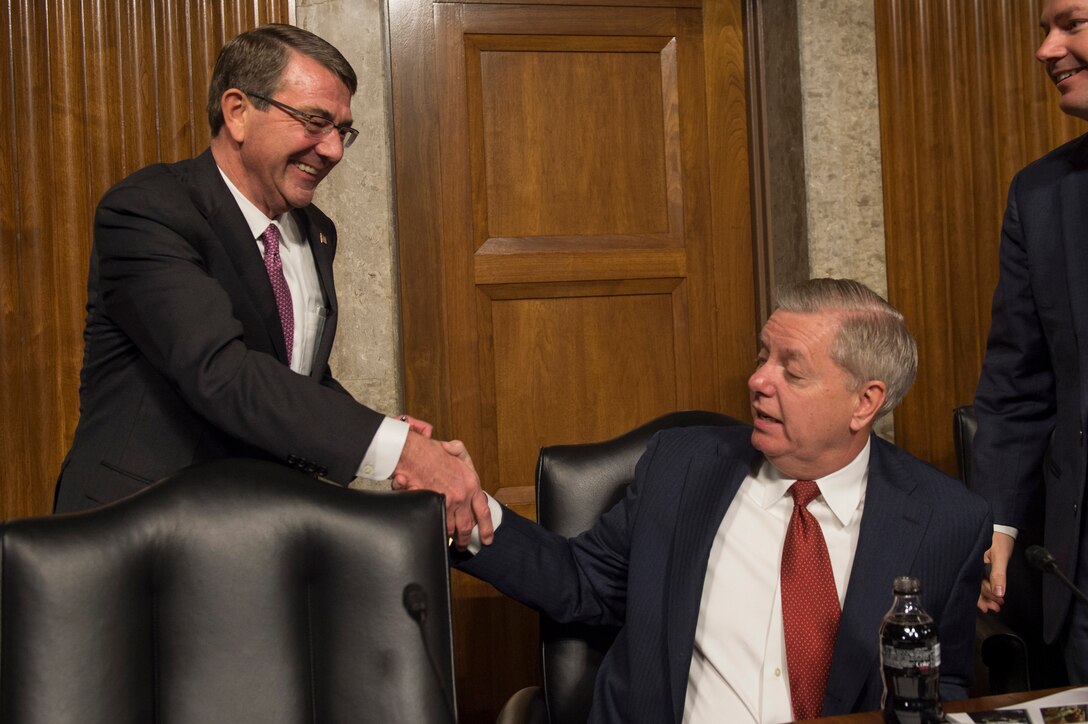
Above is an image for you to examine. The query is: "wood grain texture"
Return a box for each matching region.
[0,0,288,521]
[876,0,1086,473]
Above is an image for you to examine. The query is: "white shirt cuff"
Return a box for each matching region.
[466,493,504,554]
[356,417,410,480]
[994,523,1018,540]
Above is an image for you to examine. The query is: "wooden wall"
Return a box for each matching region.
[876,0,1087,473]
[0,0,288,521]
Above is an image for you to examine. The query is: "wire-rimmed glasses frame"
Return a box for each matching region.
[245,92,359,149]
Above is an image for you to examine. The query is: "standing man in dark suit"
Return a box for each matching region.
[54,24,492,547]
[453,278,990,722]
[974,0,1088,683]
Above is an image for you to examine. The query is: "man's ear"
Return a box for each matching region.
[220,89,250,143]
[851,380,887,432]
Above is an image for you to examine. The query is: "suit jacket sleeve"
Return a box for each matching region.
[453,432,673,625]
[972,172,1055,529]
[93,172,384,483]
[936,503,993,701]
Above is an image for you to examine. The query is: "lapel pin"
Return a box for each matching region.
[319,232,328,245]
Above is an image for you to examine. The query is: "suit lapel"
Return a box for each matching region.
[664,447,754,722]
[294,207,338,378]
[189,150,290,363]
[822,438,932,715]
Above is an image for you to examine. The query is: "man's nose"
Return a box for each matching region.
[1037,31,1065,65]
[316,130,345,163]
[748,370,771,395]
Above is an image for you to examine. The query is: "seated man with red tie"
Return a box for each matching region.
[451,278,991,723]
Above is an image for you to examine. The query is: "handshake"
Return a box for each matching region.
[389,415,493,549]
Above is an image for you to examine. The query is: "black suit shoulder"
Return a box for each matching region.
[1013,131,1088,191]
[871,435,989,515]
[649,423,754,457]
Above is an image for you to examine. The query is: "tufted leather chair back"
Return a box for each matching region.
[0,459,456,724]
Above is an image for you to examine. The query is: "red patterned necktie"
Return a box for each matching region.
[781,480,841,720]
[261,224,293,365]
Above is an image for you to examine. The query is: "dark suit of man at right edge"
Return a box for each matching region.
[456,278,991,723]
[974,0,1088,683]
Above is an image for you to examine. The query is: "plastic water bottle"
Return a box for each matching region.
[880,576,943,723]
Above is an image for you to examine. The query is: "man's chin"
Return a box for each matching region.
[750,427,781,456]
[1058,95,1088,122]
[286,188,317,210]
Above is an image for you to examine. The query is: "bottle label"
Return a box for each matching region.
[882,642,940,670]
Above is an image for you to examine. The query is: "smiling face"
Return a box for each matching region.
[1039,0,1088,121]
[212,51,352,218]
[748,309,885,481]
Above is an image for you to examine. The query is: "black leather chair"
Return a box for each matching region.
[0,459,457,724]
[953,404,1067,694]
[496,410,746,724]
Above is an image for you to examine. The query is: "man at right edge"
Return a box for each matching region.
[974,0,1088,683]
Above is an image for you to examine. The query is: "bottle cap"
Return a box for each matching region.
[892,576,920,594]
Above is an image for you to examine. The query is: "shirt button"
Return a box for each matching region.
[363,465,374,475]
[774,667,782,677]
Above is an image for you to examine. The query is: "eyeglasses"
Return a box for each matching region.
[245,92,359,149]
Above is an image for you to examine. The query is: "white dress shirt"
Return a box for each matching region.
[218,168,408,479]
[683,440,870,724]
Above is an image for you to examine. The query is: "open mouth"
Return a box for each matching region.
[754,410,781,425]
[1054,66,1087,84]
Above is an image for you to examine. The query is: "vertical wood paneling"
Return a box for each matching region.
[0,2,31,513]
[704,0,755,405]
[876,0,1086,473]
[0,0,289,521]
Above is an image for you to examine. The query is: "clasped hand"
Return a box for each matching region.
[391,417,493,550]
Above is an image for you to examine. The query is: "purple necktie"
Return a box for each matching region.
[781,480,841,721]
[261,224,293,365]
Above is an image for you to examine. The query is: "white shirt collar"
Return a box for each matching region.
[217,166,293,240]
[752,436,871,527]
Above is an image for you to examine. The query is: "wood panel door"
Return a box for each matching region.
[390,0,754,720]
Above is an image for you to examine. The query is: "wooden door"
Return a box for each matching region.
[390,1,754,720]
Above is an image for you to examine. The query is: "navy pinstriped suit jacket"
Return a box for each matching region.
[458,424,991,723]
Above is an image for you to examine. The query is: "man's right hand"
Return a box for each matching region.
[978,531,1015,613]
[391,431,494,549]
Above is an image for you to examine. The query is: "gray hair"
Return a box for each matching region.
[207,24,357,135]
[774,278,917,418]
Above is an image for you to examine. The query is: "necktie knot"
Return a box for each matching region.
[262,224,282,257]
[790,479,821,508]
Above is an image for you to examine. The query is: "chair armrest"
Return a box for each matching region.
[495,686,548,724]
[976,613,1030,694]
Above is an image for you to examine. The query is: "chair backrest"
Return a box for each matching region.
[0,459,457,724]
[952,404,1066,693]
[534,410,746,724]
[952,403,978,488]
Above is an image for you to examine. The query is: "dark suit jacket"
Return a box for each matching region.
[457,425,991,723]
[54,149,384,512]
[973,132,1088,642]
